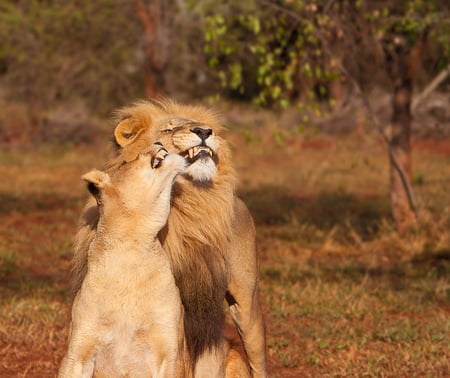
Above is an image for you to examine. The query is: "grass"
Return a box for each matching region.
[260,261,448,376]
[0,128,449,377]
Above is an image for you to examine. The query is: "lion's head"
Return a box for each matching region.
[109,100,235,185]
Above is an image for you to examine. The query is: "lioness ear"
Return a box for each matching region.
[114,118,146,147]
[81,170,111,201]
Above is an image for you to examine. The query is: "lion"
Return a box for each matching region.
[59,144,187,377]
[72,100,266,377]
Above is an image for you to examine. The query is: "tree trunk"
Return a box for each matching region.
[135,0,170,98]
[385,32,427,233]
[389,73,416,233]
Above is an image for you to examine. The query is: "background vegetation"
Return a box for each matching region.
[0,1,449,377]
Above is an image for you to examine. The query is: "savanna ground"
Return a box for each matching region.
[0,110,449,377]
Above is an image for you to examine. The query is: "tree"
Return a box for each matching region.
[203,0,450,233]
[134,0,174,98]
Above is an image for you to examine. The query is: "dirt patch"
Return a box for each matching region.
[413,138,450,156]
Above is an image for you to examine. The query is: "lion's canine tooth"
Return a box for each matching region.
[189,148,194,159]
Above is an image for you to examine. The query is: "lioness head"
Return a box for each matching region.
[83,144,185,232]
[111,100,234,185]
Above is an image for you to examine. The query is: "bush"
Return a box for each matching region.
[0,0,144,116]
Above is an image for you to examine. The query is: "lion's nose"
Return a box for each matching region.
[191,127,213,141]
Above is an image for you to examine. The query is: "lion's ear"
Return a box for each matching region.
[81,169,111,202]
[114,118,145,147]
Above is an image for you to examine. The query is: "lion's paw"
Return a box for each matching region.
[152,142,169,169]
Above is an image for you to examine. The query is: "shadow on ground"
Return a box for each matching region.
[239,185,391,236]
[0,191,83,215]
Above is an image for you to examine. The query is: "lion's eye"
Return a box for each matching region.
[161,126,183,133]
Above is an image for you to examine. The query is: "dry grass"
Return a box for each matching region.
[0,125,449,377]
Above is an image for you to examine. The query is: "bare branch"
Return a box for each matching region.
[412,63,450,111]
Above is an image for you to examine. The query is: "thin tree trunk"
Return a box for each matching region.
[389,73,416,233]
[385,32,427,232]
[135,0,168,98]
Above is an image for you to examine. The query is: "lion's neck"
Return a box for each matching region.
[88,215,160,261]
[98,209,163,239]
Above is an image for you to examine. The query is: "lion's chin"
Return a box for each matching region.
[184,158,217,182]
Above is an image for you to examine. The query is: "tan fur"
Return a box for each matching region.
[59,147,187,377]
[71,99,267,377]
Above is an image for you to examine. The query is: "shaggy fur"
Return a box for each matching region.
[71,100,266,377]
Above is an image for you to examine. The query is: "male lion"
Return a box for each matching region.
[59,145,186,377]
[72,100,266,377]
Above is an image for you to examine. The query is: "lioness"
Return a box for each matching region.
[59,144,186,377]
[72,100,267,377]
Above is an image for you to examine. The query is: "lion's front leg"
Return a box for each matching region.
[58,354,94,378]
[58,328,96,378]
[226,288,267,378]
[58,294,98,378]
[227,198,267,378]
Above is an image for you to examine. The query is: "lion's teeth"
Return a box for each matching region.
[187,146,213,159]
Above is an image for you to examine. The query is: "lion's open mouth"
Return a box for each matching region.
[183,145,213,164]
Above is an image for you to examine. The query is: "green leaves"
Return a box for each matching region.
[202,0,449,112]
[202,1,340,109]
